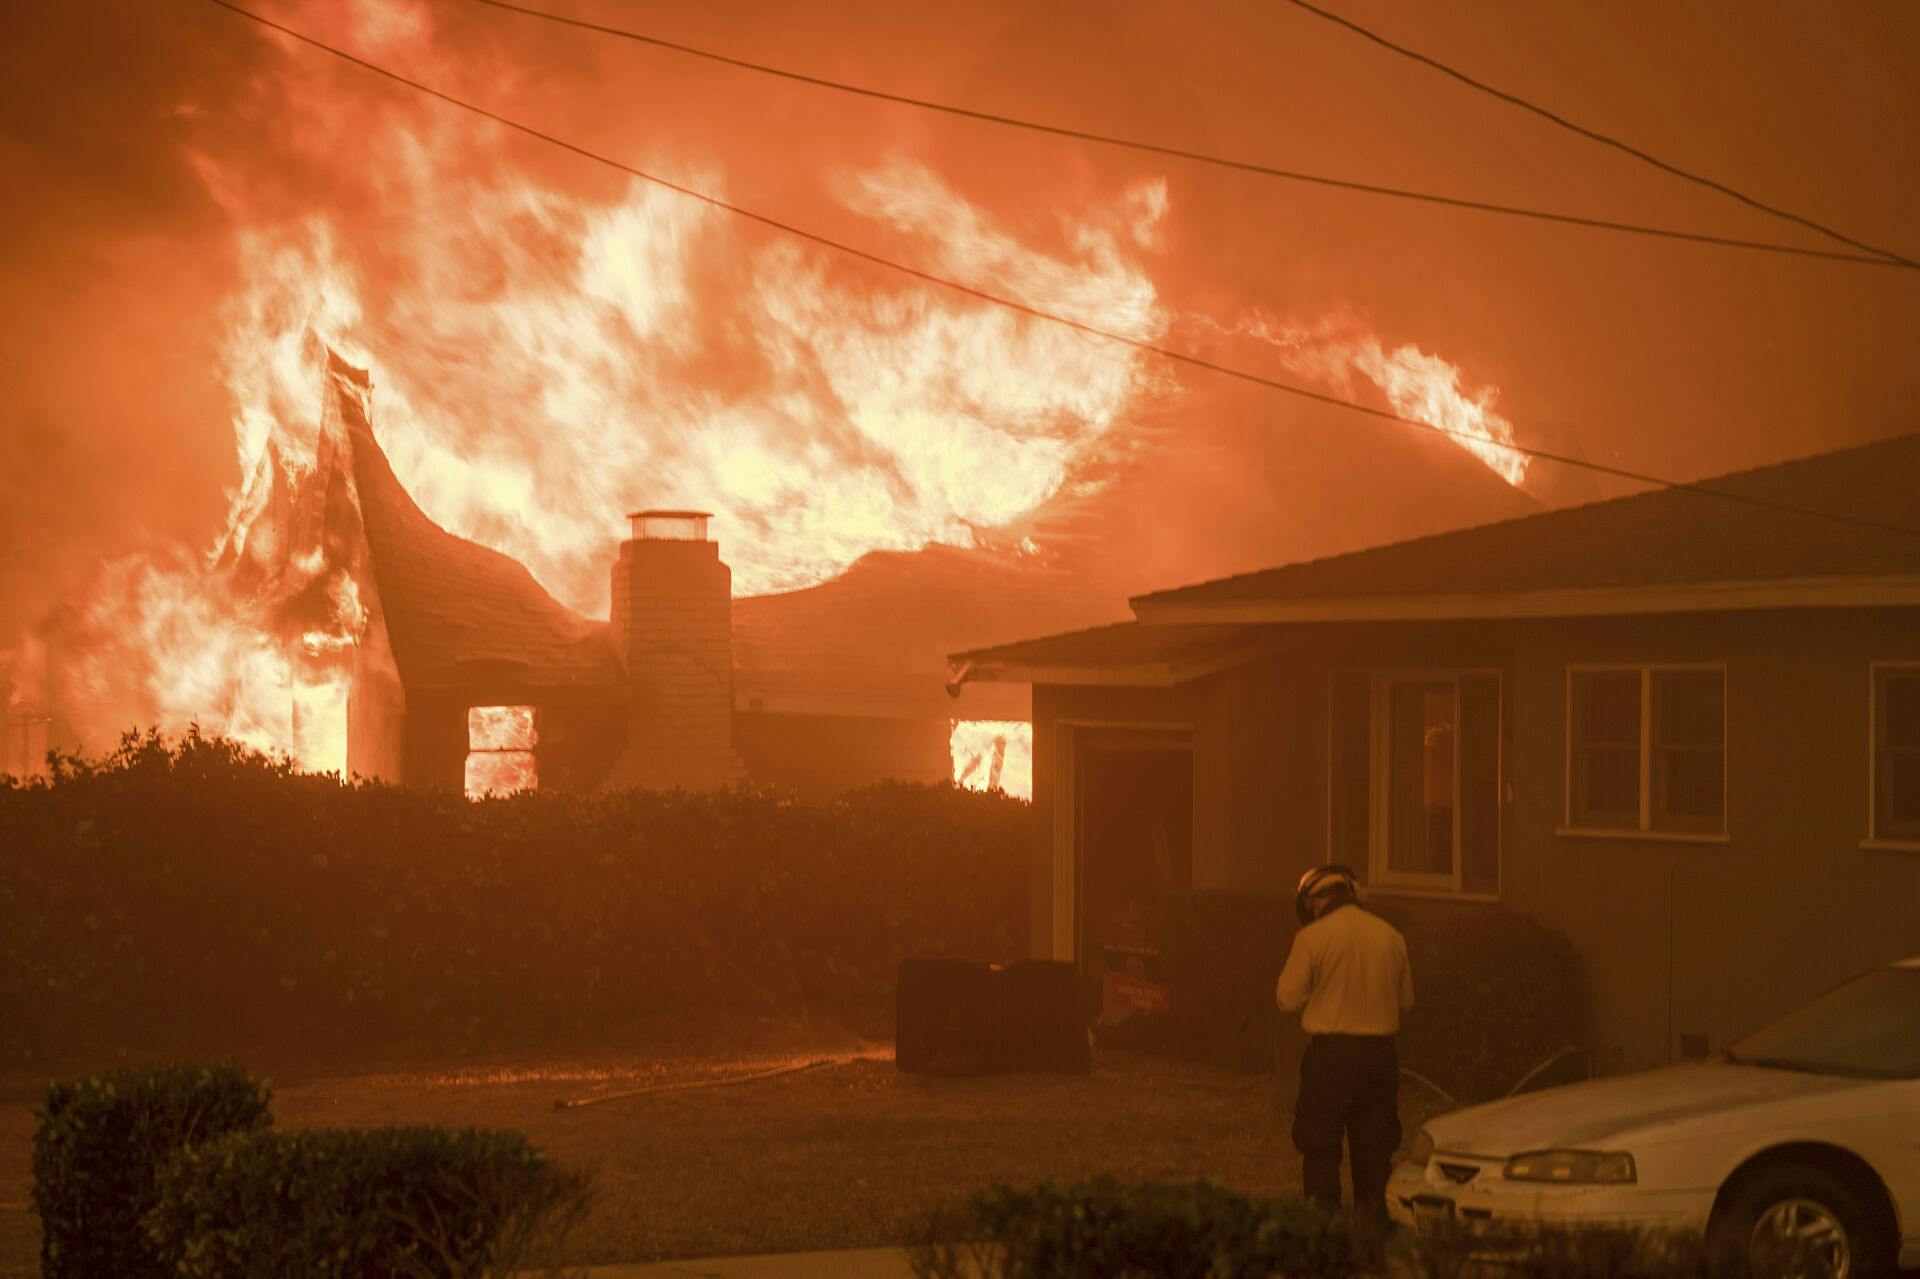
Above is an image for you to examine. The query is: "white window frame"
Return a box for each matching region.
[464,704,539,799]
[1327,669,1502,899]
[1561,663,1727,842]
[1865,661,1920,852]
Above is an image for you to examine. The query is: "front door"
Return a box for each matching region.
[1074,730,1194,1024]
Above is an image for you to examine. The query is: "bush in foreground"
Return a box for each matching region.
[147,1125,592,1278]
[30,1060,272,1279]
[908,1178,1354,1279]
[910,1178,1710,1279]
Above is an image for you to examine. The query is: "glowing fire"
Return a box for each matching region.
[952,720,1033,801]
[465,705,537,799]
[1228,309,1528,486]
[0,0,1531,776]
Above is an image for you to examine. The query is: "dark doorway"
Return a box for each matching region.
[1075,731,1194,1026]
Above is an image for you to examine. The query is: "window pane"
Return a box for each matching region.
[1656,747,1724,824]
[1654,671,1722,748]
[1459,674,1500,895]
[1388,682,1454,876]
[1881,750,1920,836]
[468,705,536,751]
[1575,746,1639,826]
[1883,672,1920,750]
[1576,672,1639,746]
[465,750,536,799]
[1886,754,1920,819]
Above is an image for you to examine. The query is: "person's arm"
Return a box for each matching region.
[1275,933,1314,1013]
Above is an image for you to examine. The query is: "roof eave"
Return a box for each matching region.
[1130,574,1920,626]
[950,633,1294,690]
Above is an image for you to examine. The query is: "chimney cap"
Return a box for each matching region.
[627,509,713,542]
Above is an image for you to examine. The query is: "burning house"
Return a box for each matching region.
[0,350,1115,797]
[336,352,1062,797]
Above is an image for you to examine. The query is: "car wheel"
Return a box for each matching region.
[1712,1161,1886,1279]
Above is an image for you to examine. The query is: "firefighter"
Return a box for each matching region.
[1275,863,1414,1232]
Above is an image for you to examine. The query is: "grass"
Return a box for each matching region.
[0,1045,1451,1275]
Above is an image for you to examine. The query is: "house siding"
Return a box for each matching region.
[1030,605,1920,1073]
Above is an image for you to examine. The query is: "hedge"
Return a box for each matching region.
[30,1060,272,1279]
[909,1178,1355,1279]
[1159,891,1586,1102]
[909,1179,1707,1279]
[146,1125,590,1278]
[0,729,1028,1064]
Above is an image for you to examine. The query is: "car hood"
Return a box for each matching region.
[1426,1061,1877,1156]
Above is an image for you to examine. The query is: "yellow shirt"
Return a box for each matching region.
[1275,904,1414,1036]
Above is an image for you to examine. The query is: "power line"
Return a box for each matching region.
[462,0,1912,273]
[204,0,1920,544]
[1284,0,1919,271]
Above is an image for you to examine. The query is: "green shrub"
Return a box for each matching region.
[1394,1217,1706,1279]
[1161,891,1291,1071]
[908,1178,1353,1279]
[0,728,1027,1063]
[1158,892,1586,1101]
[1373,900,1586,1103]
[30,1059,272,1279]
[146,1125,591,1278]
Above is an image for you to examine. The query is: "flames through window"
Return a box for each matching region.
[465,705,537,800]
[951,720,1032,801]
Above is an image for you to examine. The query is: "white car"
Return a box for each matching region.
[1387,957,1920,1278]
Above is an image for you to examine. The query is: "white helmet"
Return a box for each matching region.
[1295,863,1361,925]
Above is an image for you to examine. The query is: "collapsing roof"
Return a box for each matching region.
[332,355,622,692]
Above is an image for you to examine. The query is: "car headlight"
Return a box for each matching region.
[1403,1128,1435,1168]
[1503,1150,1636,1184]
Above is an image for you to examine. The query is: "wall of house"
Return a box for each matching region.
[1032,605,1920,1072]
[346,599,406,783]
[399,684,626,793]
[733,710,951,793]
[1504,605,1920,1069]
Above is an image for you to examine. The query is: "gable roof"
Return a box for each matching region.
[1131,432,1920,624]
[332,356,621,692]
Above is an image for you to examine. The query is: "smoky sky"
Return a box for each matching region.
[5,0,1919,643]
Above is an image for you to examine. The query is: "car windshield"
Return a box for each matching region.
[1725,967,1920,1079]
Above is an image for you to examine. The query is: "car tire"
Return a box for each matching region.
[1711,1161,1887,1279]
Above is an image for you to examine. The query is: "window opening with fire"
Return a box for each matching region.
[465,705,537,800]
[951,720,1032,801]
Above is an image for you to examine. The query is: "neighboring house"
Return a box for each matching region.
[947,433,1920,1068]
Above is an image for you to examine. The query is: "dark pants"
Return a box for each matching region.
[1291,1033,1402,1223]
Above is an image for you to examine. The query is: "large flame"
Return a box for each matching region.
[1,0,1530,775]
[1231,308,1528,485]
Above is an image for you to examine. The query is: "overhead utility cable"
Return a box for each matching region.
[464,0,1909,273]
[1284,0,1917,270]
[204,0,1920,543]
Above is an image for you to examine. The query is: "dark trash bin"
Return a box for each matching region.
[993,959,1091,1074]
[895,958,997,1075]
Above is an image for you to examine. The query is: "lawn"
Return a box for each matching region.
[0,1044,1447,1275]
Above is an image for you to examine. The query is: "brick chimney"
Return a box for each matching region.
[605,510,746,790]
